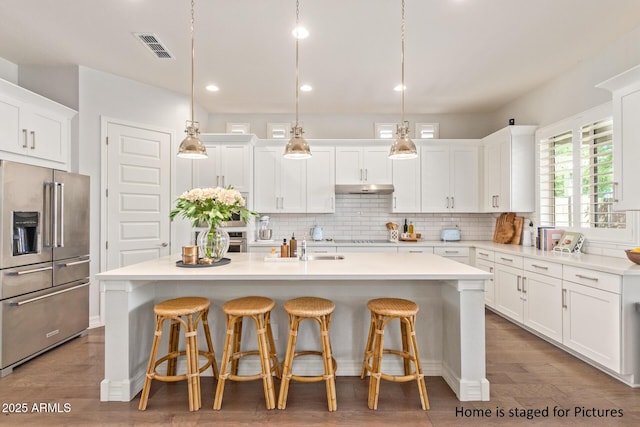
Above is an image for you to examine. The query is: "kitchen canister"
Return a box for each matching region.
[182,245,199,264]
[388,229,399,242]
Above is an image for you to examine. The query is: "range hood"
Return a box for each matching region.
[335,184,395,194]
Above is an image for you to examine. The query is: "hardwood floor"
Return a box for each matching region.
[1,310,639,426]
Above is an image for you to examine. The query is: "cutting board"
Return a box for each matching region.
[493,213,518,244]
[510,216,524,245]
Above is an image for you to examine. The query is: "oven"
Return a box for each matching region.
[220,211,247,228]
[227,231,247,253]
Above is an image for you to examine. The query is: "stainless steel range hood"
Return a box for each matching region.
[334,184,395,194]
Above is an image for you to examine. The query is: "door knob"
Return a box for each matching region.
[160,242,168,247]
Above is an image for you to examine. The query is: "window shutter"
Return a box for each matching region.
[579,118,625,229]
[539,130,573,227]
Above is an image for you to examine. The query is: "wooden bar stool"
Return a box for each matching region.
[213,296,280,410]
[138,296,217,411]
[278,297,337,412]
[360,297,429,410]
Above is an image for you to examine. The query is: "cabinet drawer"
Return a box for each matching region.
[398,246,433,254]
[523,258,562,278]
[494,252,523,269]
[475,248,494,262]
[435,247,469,257]
[563,265,621,294]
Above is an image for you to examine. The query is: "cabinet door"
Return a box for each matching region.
[193,145,221,187]
[253,147,279,212]
[615,86,640,210]
[335,147,363,184]
[23,106,67,163]
[307,147,335,212]
[450,146,478,212]
[562,281,621,372]
[280,156,306,212]
[523,272,562,342]
[494,263,523,322]
[363,147,392,184]
[421,145,450,212]
[496,138,512,210]
[0,95,21,155]
[220,145,250,192]
[475,259,494,308]
[483,141,501,212]
[392,156,421,212]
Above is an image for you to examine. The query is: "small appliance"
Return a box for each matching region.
[311,225,323,241]
[257,216,273,241]
[440,228,461,242]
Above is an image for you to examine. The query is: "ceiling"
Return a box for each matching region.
[1,0,640,115]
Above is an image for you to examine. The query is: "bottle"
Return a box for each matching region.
[289,233,297,258]
[408,221,414,234]
[403,219,408,233]
[280,238,289,258]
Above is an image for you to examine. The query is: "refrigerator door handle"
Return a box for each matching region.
[10,281,89,306]
[15,265,54,276]
[52,181,59,247]
[58,182,65,248]
[62,258,91,267]
[43,182,54,248]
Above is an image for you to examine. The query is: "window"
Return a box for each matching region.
[374,123,395,139]
[415,123,439,139]
[537,103,627,241]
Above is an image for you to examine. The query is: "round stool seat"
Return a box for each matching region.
[222,296,275,315]
[154,296,210,317]
[367,297,418,317]
[284,297,335,317]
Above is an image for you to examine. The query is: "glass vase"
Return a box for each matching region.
[197,225,230,262]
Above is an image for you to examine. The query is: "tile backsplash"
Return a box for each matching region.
[254,194,495,242]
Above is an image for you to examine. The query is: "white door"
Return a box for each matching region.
[392,156,421,213]
[105,120,171,270]
[253,147,279,212]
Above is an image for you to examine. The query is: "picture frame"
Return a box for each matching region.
[553,231,584,253]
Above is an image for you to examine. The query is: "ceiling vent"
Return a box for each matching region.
[133,33,174,59]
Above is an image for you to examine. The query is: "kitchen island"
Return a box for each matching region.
[97,252,491,403]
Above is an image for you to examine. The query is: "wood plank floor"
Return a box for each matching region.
[1,310,639,426]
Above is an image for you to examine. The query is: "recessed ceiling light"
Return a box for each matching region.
[292,26,309,39]
[394,84,406,92]
[205,84,219,92]
[300,84,313,92]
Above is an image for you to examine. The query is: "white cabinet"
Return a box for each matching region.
[306,146,335,213]
[597,65,640,210]
[494,262,524,322]
[193,136,252,192]
[335,145,392,185]
[475,258,495,308]
[253,146,306,213]
[434,246,470,265]
[522,269,563,343]
[421,142,479,212]
[0,79,75,169]
[482,126,536,212]
[339,246,398,253]
[562,265,621,372]
[392,156,421,212]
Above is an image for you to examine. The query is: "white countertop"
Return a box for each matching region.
[473,241,640,276]
[96,252,491,282]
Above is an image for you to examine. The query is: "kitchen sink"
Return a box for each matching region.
[306,255,345,260]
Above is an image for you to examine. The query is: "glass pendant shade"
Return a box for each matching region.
[178,121,207,159]
[284,125,312,159]
[389,121,417,159]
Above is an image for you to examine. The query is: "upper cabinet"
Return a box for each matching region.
[597,64,640,210]
[481,125,537,212]
[421,140,479,213]
[193,134,253,193]
[253,143,335,214]
[335,145,392,185]
[392,155,421,213]
[0,78,76,170]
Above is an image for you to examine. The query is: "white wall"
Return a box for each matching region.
[492,26,640,131]
[207,112,495,139]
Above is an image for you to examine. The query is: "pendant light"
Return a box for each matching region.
[177,0,207,159]
[284,0,312,159]
[389,0,417,159]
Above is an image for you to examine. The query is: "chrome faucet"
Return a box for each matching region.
[300,238,308,261]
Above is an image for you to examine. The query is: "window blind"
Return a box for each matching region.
[580,118,625,229]
[539,130,573,227]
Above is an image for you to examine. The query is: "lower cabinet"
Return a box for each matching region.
[474,258,494,308]
[494,263,524,322]
[562,275,621,372]
[434,246,470,265]
[523,271,562,342]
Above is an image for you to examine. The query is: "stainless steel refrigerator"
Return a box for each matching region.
[0,160,90,376]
